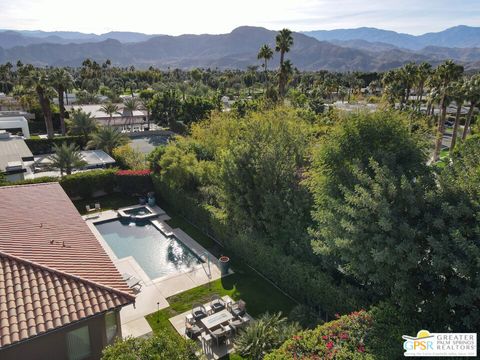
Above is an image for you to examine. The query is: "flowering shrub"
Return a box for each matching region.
[115,169,153,195]
[116,169,152,176]
[265,310,374,360]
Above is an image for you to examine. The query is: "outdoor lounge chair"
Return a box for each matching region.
[228,300,246,318]
[210,295,225,312]
[125,276,142,289]
[192,303,207,321]
[95,203,101,210]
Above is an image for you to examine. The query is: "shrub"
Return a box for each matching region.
[59,169,117,198]
[0,176,58,187]
[25,136,85,155]
[115,169,153,195]
[112,144,147,170]
[266,310,374,360]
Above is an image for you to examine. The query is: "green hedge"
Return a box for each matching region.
[25,136,85,155]
[115,170,153,195]
[0,176,58,187]
[60,169,117,199]
[152,175,368,316]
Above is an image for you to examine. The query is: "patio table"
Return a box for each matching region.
[201,309,233,330]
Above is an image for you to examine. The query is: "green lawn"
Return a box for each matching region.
[73,193,137,215]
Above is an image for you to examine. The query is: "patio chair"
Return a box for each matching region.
[85,205,92,212]
[228,318,244,333]
[211,327,226,346]
[95,203,101,210]
[210,295,225,313]
[192,303,207,321]
[229,300,246,318]
[185,323,202,340]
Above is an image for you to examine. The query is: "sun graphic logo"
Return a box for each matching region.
[403,330,435,353]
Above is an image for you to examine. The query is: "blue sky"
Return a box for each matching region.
[0,0,478,35]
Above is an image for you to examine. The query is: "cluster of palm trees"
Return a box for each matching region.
[383,60,480,160]
[257,28,294,97]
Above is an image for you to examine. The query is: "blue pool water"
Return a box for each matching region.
[95,219,203,279]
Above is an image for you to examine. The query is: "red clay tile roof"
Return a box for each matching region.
[0,183,135,348]
[0,252,134,347]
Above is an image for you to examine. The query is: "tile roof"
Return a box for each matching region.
[0,183,135,348]
[0,252,133,347]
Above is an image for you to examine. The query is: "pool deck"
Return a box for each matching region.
[84,205,229,338]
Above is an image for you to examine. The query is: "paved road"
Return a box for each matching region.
[130,135,170,154]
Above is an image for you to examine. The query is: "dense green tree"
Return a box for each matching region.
[308,112,431,302]
[150,90,182,128]
[102,331,197,360]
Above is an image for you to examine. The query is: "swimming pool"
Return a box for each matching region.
[94,219,203,280]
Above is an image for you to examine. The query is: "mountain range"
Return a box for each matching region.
[0,26,479,71]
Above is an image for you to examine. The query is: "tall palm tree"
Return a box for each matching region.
[87,126,129,155]
[462,74,480,140]
[22,68,55,139]
[415,62,432,111]
[123,97,140,130]
[448,80,466,153]
[69,110,98,145]
[433,60,464,161]
[257,44,273,85]
[99,102,120,127]
[399,62,417,109]
[275,29,294,97]
[48,143,86,176]
[49,68,74,136]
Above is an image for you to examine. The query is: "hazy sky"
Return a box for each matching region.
[0,0,479,35]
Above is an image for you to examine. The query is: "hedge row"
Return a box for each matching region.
[1,169,153,199]
[152,175,368,316]
[25,136,86,155]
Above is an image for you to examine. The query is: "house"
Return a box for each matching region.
[66,104,146,130]
[0,116,31,138]
[0,183,135,360]
[0,132,34,182]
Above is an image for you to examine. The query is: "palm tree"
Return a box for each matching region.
[433,60,464,161]
[415,62,432,111]
[462,74,480,140]
[235,312,299,360]
[87,126,129,155]
[257,44,273,85]
[449,80,466,153]
[48,143,86,176]
[69,110,98,145]
[49,68,74,136]
[99,102,120,127]
[275,29,294,97]
[399,62,417,109]
[123,97,140,130]
[21,68,55,139]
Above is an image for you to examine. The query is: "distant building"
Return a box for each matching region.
[0,116,31,138]
[66,104,146,130]
[0,183,135,360]
[0,132,34,182]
